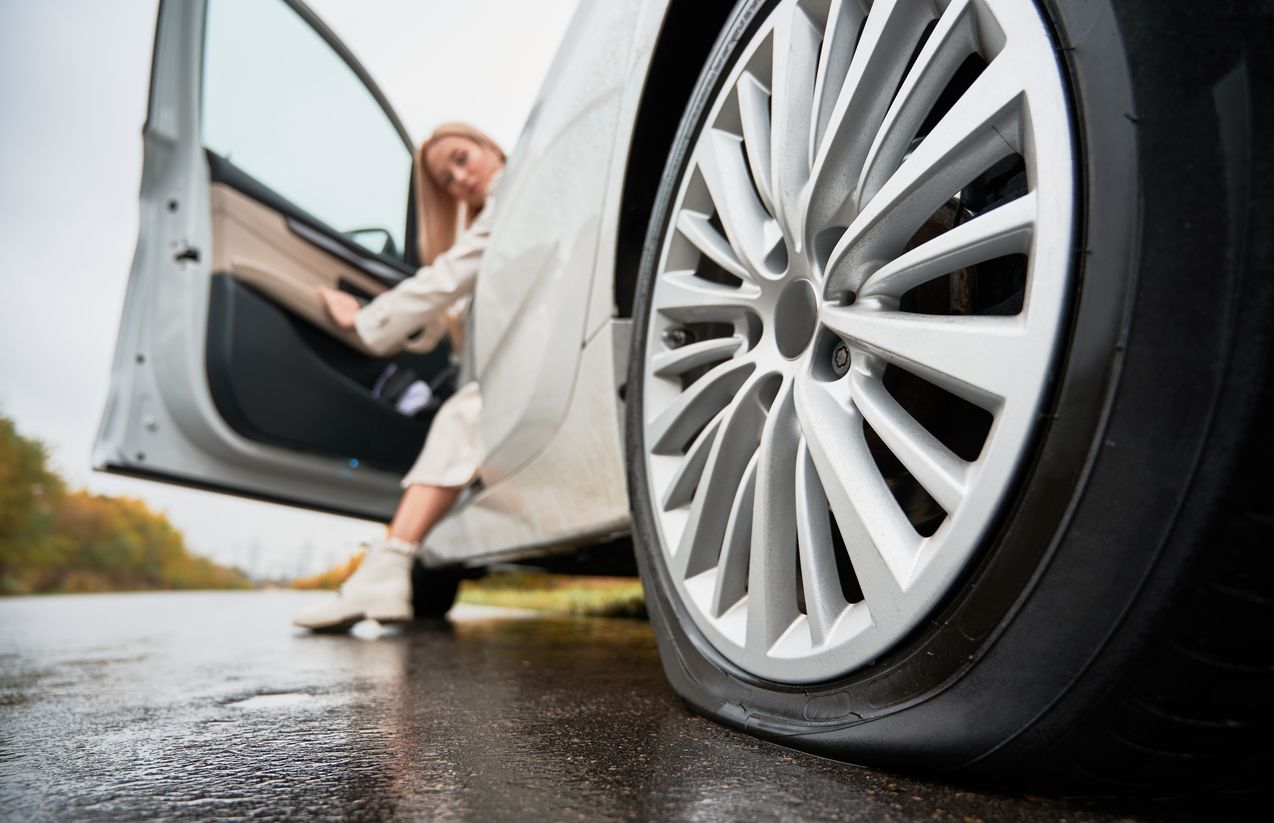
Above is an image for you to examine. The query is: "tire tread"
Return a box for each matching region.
[1053,381,1274,793]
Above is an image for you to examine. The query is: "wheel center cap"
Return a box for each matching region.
[775,279,818,359]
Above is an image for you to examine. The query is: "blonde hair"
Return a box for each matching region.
[415,122,506,265]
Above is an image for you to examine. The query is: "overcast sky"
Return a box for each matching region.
[0,0,579,578]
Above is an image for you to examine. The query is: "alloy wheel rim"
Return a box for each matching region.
[641,0,1076,684]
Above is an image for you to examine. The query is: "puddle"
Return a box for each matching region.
[225,692,315,709]
[350,619,392,640]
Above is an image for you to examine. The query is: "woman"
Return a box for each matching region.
[294,122,506,631]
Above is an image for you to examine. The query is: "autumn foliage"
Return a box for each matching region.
[290,550,363,591]
[0,415,250,594]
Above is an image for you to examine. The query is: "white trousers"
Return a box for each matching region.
[399,381,482,488]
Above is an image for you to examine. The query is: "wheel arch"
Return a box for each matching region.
[613,0,743,320]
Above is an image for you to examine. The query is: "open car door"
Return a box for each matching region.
[94,0,448,520]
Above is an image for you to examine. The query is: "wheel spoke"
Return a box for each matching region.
[653,335,746,378]
[676,210,756,285]
[795,375,914,623]
[711,451,758,617]
[795,439,848,646]
[670,375,772,580]
[648,359,755,455]
[825,55,1026,294]
[746,379,803,651]
[849,368,968,514]
[804,0,939,237]
[698,129,782,276]
[859,192,1035,299]
[809,0,867,164]
[769,0,820,250]
[854,0,989,209]
[737,72,776,218]
[821,307,1022,408]
[661,414,722,511]
[654,269,762,322]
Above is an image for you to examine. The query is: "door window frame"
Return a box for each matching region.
[199,0,421,274]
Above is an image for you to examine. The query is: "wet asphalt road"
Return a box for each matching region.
[0,591,1235,822]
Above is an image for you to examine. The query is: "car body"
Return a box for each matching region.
[97,0,1272,791]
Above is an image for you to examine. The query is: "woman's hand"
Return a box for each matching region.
[316,285,360,332]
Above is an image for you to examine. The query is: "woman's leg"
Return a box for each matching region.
[295,384,477,631]
[293,483,463,630]
[388,483,463,545]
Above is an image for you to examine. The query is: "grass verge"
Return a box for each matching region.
[458,572,647,619]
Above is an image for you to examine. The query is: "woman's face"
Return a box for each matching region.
[425,136,503,209]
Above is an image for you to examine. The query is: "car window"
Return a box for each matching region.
[202,0,411,260]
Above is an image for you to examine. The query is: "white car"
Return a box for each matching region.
[96,0,1271,793]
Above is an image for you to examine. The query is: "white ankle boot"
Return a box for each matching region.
[293,538,415,631]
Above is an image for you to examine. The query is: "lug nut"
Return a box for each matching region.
[831,342,850,376]
[662,327,694,348]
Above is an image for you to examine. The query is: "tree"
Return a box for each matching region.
[0,414,250,593]
[0,417,69,593]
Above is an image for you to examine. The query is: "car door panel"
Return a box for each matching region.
[206,149,416,289]
[206,274,451,475]
[208,180,386,355]
[206,165,458,472]
[95,0,432,518]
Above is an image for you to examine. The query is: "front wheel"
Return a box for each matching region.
[625,0,1272,793]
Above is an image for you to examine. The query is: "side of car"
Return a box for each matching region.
[93,0,674,567]
[99,0,1272,794]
